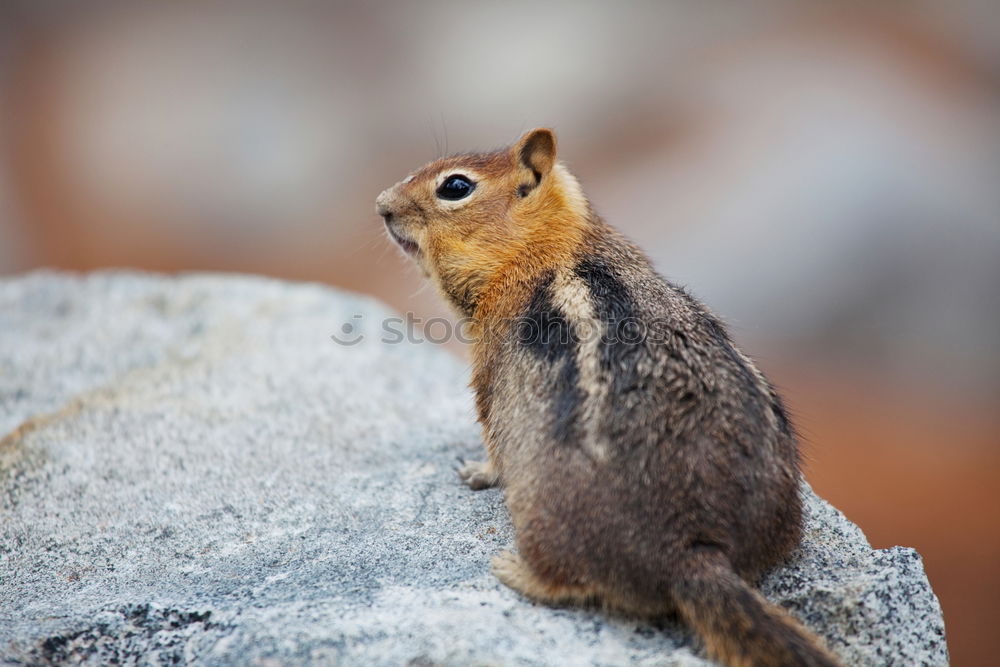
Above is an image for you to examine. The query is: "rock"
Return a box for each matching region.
[0,271,948,666]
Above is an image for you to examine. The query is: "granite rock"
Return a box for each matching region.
[0,272,948,665]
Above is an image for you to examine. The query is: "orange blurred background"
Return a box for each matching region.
[1,2,997,664]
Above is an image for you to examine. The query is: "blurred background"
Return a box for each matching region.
[1,1,997,663]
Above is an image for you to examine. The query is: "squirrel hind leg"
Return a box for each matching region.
[491,550,599,607]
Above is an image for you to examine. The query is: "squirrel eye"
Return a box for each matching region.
[436,174,476,201]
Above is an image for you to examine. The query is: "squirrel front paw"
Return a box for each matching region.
[457,460,499,490]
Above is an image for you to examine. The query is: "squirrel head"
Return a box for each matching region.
[375,128,589,316]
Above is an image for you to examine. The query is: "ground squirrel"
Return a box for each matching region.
[375,129,841,667]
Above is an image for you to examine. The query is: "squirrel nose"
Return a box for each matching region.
[375,190,394,221]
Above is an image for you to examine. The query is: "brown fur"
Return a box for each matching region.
[376,129,842,667]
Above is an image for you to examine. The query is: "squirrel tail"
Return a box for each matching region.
[671,552,842,667]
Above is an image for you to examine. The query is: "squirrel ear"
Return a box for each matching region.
[513,128,557,186]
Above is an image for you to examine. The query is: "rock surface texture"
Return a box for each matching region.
[0,272,948,665]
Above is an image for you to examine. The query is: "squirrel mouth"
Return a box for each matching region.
[385,223,420,256]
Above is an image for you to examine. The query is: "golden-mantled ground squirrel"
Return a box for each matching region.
[376,129,841,667]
